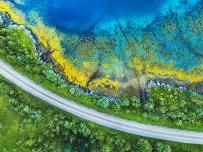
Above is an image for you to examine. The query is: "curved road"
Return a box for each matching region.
[0,60,203,144]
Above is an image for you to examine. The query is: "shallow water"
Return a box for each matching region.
[8,0,203,86]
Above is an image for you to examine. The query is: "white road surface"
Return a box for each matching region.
[0,60,203,144]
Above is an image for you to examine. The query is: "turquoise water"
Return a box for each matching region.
[8,0,203,80]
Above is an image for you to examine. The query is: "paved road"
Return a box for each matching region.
[0,60,203,144]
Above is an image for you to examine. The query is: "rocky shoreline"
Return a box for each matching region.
[0,12,202,103]
[0,13,121,102]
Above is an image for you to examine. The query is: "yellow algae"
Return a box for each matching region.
[133,57,203,83]
[0,1,25,25]
[102,63,111,69]
[89,77,120,91]
[147,66,203,83]
[37,29,120,89]
[82,61,121,91]
[83,61,96,69]
[29,13,91,87]
[52,51,90,87]
[52,50,121,89]
[133,56,147,73]
[29,14,121,89]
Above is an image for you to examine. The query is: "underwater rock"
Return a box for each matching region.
[121,74,148,98]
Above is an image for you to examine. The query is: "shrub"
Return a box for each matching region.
[135,139,152,152]
[154,142,172,152]
[145,86,203,125]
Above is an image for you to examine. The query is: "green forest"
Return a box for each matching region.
[1,77,203,152]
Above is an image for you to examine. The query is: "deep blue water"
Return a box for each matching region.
[46,0,164,32]
[9,0,199,33]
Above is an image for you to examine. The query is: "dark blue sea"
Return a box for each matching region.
[9,0,200,32]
